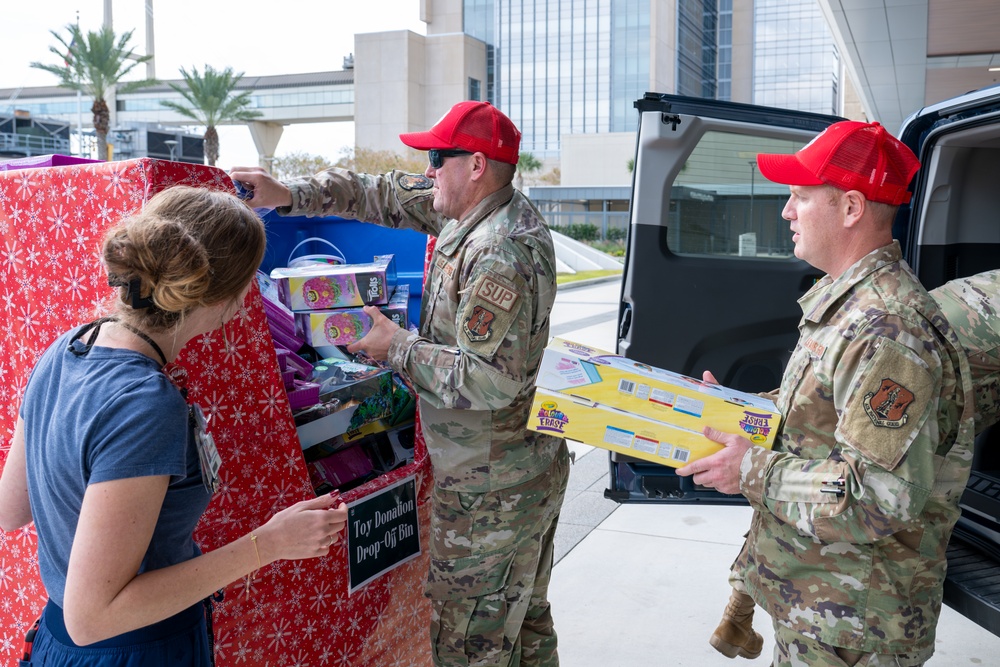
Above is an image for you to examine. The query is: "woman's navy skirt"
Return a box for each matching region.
[24,601,211,666]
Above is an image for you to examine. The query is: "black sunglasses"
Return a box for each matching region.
[428,148,473,169]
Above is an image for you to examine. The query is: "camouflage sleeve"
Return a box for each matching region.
[741,319,945,545]
[385,249,536,411]
[278,168,446,236]
[931,270,1000,434]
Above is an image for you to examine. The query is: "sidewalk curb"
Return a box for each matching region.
[557,274,623,291]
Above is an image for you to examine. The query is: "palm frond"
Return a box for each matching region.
[158,100,202,122]
[161,65,261,126]
[31,23,156,100]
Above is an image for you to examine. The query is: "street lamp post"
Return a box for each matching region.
[164,139,178,161]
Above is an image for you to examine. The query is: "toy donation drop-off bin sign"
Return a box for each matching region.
[0,158,434,667]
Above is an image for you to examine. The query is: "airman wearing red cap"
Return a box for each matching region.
[677,121,974,666]
[231,101,569,667]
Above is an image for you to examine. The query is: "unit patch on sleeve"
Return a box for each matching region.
[837,337,934,470]
[397,174,433,191]
[464,305,496,341]
[863,378,915,428]
[458,271,524,358]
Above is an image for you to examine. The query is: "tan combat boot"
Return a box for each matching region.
[709,590,763,659]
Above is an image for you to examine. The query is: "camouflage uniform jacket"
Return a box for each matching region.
[281,169,564,493]
[739,241,974,654]
[931,270,1000,433]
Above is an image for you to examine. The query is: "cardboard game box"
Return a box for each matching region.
[528,338,781,467]
[294,357,397,449]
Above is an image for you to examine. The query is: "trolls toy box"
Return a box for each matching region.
[270,254,396,311]
[298,284,410,350]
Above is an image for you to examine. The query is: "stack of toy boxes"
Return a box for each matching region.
[256,271,305,353]
[270,254,397,317]
[296,356,394,448]
[527,338,781,468]
[298,354,418,493]
[262,258,417,493]
[298,284,409,357]
[267,254,409,354]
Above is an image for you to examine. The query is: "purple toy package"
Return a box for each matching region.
[296,284,409,349]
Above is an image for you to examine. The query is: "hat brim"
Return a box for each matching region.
[399,129,455,152]
[756,152,825,187]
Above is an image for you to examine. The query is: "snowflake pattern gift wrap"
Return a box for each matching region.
[0,158,433,667]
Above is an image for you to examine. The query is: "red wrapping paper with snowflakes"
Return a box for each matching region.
[0,158,433,666]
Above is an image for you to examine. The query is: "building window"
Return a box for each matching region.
[469,78,482,101]
[677,0,718,99]
[753,0,839,115]
[717,0,732,101]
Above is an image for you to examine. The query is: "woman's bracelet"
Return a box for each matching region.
[244,531,261,594]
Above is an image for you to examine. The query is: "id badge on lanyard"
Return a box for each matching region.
[191,404,222,492]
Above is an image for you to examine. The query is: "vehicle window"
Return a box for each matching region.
[668,131,806,259]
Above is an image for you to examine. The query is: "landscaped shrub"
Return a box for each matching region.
[558,223,600,241]
[605,226,627,242]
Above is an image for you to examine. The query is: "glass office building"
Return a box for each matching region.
[462,0,839,157]
[677,0,719,100]
[465,0,650,157]
[717,0,732,101]
[753,0,839,114]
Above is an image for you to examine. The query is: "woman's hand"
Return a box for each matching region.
[255,492,349,563]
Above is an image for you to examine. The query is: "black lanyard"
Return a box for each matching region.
[68,317,167,367]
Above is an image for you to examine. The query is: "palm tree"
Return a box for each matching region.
[31,24,156,161]
[160,65,263,166]
[516,151,544,189]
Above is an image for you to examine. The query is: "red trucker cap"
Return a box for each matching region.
[399,101,521,165]
[756,121,920,206]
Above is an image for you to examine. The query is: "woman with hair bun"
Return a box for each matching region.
[0,186,347,665]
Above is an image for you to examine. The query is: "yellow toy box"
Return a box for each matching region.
[529,338,781,464]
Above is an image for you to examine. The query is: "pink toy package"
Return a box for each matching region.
[296,284,409,348]
[270,255,396,312]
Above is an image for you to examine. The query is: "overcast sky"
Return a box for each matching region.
[1,0,426,169]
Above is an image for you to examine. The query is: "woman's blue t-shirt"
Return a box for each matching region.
[20,326,213,607]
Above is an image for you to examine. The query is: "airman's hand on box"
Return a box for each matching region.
[346,306,397,361]
[675,426,752,496]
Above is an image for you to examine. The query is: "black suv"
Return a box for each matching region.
[612,87,1000,636]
